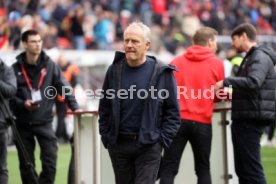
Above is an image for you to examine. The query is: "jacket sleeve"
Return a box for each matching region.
[52,62,79,111]
[160,70,181,148]
[215,58,228,102]
[0,63,17,98]
[10,63,25,110]
[98,66,112,148]
[10,95,25,110]
[224,53,271,89]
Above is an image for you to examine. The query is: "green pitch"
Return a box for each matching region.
[8,144,71,184]
[7,144,276,184]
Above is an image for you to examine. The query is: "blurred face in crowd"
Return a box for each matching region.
[123,26,150,66]
[57,54,68,68]
[231,34,245,53]
[23,34,43,56]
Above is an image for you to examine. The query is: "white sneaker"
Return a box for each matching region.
[262,139,276,148]
[261,135,268,147]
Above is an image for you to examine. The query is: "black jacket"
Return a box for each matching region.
[99,51,181,148]
[0,59,17,131]
[11,51,79,124]
[224,45,276,124]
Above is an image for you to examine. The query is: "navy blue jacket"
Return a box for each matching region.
[99,51,181,148]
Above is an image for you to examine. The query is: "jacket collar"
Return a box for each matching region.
[111,51,176,89]
[16,51,50,66]
[112,51,176,72]
[0,58,4,71]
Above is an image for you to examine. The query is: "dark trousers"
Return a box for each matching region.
[267,121,276,141]
[68,136,74,184]
[55,101,69,142]
[15,122,58,184]
[0,131,8,184]
[108,139,162,184]
[231,121,267,184]
[160,119,212,184]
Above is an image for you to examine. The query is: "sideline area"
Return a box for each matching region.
[8,144,71,184]
[7,141,276,184]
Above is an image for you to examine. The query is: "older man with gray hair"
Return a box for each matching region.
[98,21,181,184]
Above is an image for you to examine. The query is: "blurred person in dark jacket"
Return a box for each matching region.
[0,58,17,184]
[216,23,276,184]
[10,30,80,184]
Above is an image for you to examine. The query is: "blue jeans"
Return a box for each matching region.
[160,119,212,184]
[0,131,8,184]
[108,138,162,184]
[231,121,267,184]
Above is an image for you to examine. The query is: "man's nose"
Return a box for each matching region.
[126,41,133,47]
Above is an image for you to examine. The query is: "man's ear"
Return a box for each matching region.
[241,32,248,41]
[145,40,150,50]
[22,41,27,49]
[207,38,212,48]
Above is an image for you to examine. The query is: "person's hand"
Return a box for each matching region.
[215,80,224,91]
[24,99,40,111]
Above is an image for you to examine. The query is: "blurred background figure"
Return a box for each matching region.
[0,8,10,51]
[261,122,276,148]
[226,48,244,76]
[217,44,232,78]
[55,52,80,144]
[70,5,86,50]
[93,4,114,50]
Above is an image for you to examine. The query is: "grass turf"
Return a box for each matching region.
[8,144,71,184]
[262,147,276,184]
[7,144,276,184]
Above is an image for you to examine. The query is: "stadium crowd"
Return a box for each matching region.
[0,0,275,54]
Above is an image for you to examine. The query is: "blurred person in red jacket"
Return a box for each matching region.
[0,8,10,50]
[159,27,225,184]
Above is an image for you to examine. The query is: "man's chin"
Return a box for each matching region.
[33,51,41,55]
[235,48,244,53]
[126,55,135,60]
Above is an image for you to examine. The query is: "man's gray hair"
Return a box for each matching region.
[125,22,151,41]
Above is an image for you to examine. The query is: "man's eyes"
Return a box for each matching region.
[28,40,43,44]
[125,40,139,44]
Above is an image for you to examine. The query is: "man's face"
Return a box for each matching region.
[23,34,43,56]
[231,35,244,53]
[123,27,150,64]
[57,54,68,68]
